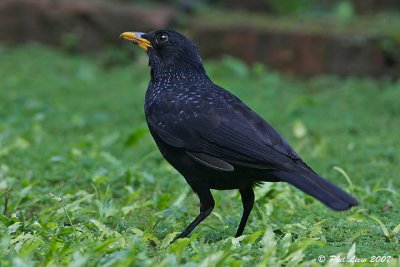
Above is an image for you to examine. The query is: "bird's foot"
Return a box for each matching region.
[170,232,186,244]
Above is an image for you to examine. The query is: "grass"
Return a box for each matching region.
[0,44,399,266]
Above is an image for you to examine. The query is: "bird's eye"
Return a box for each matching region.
[156,33,169,44]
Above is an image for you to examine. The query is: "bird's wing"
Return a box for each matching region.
[147,88,306,172]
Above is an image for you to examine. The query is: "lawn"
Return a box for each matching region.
[0,44,399,266]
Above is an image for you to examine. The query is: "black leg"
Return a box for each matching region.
[235,187,255,237]
[171,184,215,243]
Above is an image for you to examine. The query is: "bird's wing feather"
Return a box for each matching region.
[147,86,305,171]
[186,151,234,171]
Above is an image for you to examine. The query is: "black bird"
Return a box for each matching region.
[120,30,358,241]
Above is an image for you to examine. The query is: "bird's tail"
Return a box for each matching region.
[271,170,359,211]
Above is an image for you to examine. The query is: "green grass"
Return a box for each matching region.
[0,44,399,266]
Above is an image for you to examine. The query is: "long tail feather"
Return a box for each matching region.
[272,171,359,211]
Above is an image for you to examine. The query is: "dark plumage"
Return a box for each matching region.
[120,30,359,241]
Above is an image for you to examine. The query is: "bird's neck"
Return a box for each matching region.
[150,63,210,84]
[145,64,212,110]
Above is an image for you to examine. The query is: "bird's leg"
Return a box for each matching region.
[171,184,215,243]
[235,187,255,237]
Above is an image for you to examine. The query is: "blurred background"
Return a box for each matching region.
[1,0,399,77]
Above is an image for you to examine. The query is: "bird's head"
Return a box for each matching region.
[120,30,205,78]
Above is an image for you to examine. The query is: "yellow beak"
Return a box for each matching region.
[120,32,152,51]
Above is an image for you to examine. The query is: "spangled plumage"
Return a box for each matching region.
[146,81,297,171]
[121,29,359,241]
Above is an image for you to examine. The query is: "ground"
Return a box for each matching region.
[0,44,399,266]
